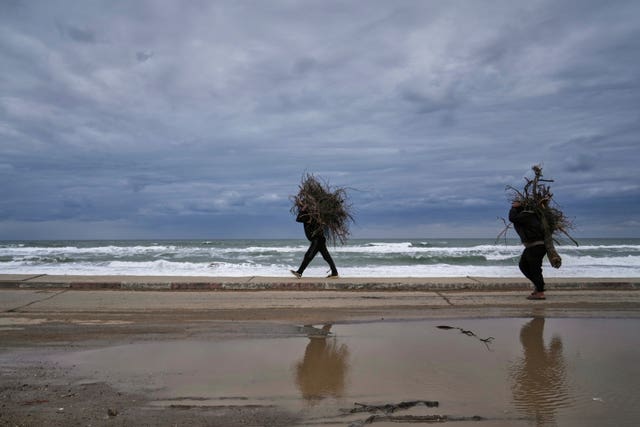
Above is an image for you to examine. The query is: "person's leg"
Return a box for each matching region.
[317,238,338,276]
[522,246,546,294]
[519,250,532,282]
[528,245,546,293]
[296,239,321,275]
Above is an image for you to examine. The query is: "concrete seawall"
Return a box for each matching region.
[1,274,638,291]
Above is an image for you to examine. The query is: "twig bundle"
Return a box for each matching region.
[290,173,354,245]
[500,165,578,268]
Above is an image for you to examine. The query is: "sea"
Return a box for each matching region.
[1,238,639,278]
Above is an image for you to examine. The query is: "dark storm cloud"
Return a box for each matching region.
[59,24,97,44]
[1,0,639,239]
[135,51,153,62]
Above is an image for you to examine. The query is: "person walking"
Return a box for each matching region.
[291,205,339,279]
[509,200,547,300]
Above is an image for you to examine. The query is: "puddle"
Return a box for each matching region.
[53,318,640,426]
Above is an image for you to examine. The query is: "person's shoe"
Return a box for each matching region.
[526,292,546,300]
[290,270,302,279]
[326,273,339,279]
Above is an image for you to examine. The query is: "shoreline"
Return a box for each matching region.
[1,274,638,291]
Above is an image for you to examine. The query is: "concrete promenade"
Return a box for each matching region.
[2,274,640,321]
[2,274,639,291]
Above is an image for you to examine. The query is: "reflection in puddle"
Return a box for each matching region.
[509,318,569,426]
[51,318,640,426]
[295,324,349,403]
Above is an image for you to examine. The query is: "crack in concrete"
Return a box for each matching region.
[6,290,68,313]
[436,291,454,306]
[22,274,48,282]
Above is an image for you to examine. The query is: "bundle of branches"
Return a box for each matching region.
[501,165,578,268]
[290,173,354,245]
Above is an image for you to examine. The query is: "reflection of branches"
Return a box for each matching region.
[437,325,495,351]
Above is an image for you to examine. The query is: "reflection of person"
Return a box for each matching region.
[509,200,547,300]
[291,206,339,278]
[509,318,567,426]
[295,325,349,403]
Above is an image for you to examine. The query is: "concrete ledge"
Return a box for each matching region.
[0,274,638,291]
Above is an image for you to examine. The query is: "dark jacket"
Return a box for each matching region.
[296,209,323,241]
[509,206,545,244]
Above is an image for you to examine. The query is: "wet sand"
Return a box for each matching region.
[1,277,639,426]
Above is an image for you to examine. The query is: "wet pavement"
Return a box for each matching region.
[1,284,640,426]
[49,318,636,426]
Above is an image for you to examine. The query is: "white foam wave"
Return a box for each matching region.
[2,240,639,278]
[2,259,638,278]
[2,241,638,258]
[2,245,180,257]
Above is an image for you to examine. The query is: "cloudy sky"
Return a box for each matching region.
[1,0,639,240]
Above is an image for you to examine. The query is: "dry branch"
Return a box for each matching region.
[437,325,495,350]
[503,165,578,268]
[350,400,439,414]
[290,173,354,245]
[355,414,485,424]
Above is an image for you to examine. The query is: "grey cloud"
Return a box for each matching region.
[58,23,97,43]
[136,51,153,62]
[1,0,639,238]
[397,85,463,120]
[563,154,597,173]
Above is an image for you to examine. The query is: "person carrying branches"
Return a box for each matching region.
[290,174,353,279]
[505,165,577,300]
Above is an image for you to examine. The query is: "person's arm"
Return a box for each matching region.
[509,201,524,223]
[296,208,309,223]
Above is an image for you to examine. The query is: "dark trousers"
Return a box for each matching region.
[297,237,338,275]
[519,245,547,293]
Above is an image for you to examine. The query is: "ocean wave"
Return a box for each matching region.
[1,239,639,277]
[1,260,636,278]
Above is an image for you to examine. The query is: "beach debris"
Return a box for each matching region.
[107,408,118,417]
[290,173,354,245]
[498,164,578,268]
[349,414,485,425]
[350,400,439,414]
[437,325,495,350]
[344,400,527,426]
[20,399,49,406]
[347,401,488,426]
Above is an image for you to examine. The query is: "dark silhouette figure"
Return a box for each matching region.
[509,318,568,426]
[509,200,547,300]
[295,324,349,403]
[291,207,338,278]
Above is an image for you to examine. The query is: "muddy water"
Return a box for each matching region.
[55,318,640,426]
